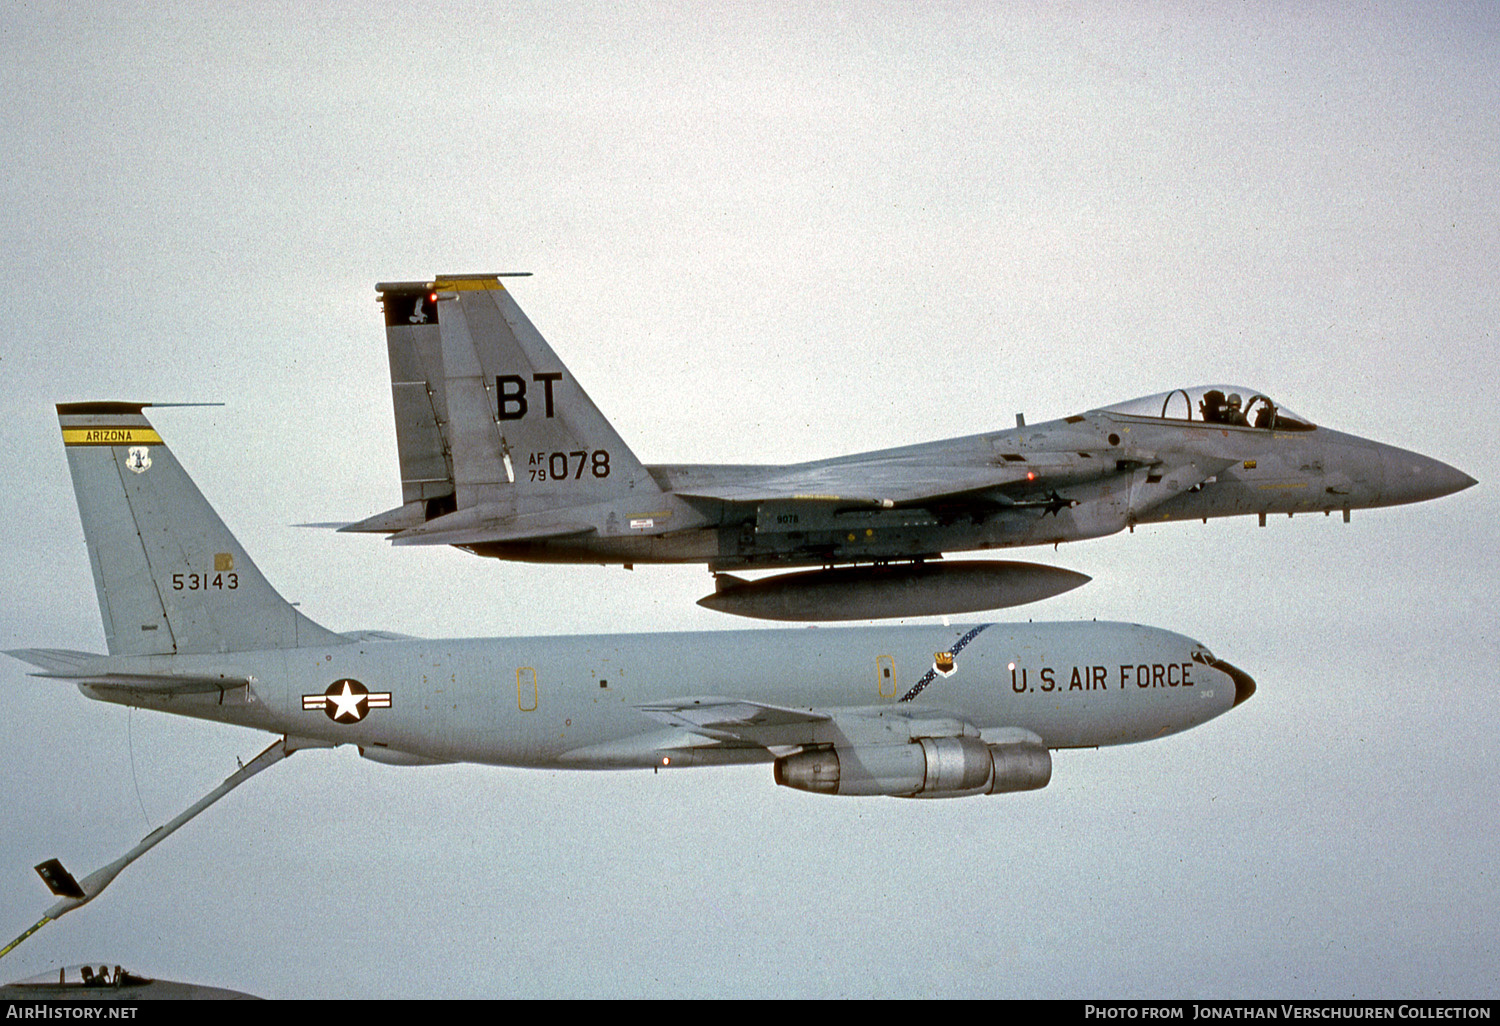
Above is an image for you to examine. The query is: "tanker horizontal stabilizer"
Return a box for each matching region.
[8,648,254,695]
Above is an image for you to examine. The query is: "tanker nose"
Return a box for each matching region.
[1193,651,1256,708]
[1214,658,1257,708]
[1379,446,1477,507]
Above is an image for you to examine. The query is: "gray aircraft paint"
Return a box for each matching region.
[345,277,1474,619]
[1,964,258,1001]
[12,404,1250,796]
[698,561,1092,620]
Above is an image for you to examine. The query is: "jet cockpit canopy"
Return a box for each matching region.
[6,965,152,988]
[1097,385,1315,432]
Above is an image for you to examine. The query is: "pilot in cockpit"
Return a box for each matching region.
[1252,397,1277,428]
[1223,393,1248,426]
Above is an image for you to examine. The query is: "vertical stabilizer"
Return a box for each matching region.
[376,276,662,516]
[57,403,345,655]
[377,285,456,518]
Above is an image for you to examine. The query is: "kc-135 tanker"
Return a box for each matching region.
[3,403,1252,952]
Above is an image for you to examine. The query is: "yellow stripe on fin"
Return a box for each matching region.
[61,427,164,446]
[433,275,504,291]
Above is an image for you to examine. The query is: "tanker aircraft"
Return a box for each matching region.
[341,275,1476,620]
[4,402,1251,947]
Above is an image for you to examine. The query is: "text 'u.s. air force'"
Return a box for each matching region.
[1009,663,1196,693]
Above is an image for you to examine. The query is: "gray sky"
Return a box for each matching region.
[1,1,1495,999]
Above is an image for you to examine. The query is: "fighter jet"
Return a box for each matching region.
[341,276,1475,621]
[1,963,258,1000]
[4,402,1253,955]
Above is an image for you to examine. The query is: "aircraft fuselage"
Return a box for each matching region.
[75,621,1247,770]
[357,279,1474,618]
[465,410,1462,571]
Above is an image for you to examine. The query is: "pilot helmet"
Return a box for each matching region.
[1226,393,1242,408]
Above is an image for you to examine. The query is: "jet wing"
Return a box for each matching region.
[673,461,1038,507]
[674,444,1243,511]
[635,697,978,753]
[635,697,831,744]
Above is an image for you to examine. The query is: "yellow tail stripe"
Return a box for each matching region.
[433,276,504,291]
[61,427,163,446]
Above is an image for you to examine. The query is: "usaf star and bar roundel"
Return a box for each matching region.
[303,679,392,723]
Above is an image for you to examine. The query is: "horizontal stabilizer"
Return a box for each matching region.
[39,673,248,694]
[334,501,429,535]
[390,505,594,547]
[6,648,106,675]
[7,649,250,694]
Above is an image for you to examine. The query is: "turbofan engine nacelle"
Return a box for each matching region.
[986,739,1052,794]
[774,738,1051,798]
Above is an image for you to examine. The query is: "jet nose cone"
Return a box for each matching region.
[1379,447,1477,506]
[1193,652,1255,708]
[1216,658,1256,708]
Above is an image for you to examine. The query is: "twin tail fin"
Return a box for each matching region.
[352,275,663,539]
